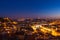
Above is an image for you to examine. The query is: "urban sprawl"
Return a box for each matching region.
[0,17,60,40]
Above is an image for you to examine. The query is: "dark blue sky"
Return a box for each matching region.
[0,0,60,18]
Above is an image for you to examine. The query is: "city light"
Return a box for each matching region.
[0,17,60,40]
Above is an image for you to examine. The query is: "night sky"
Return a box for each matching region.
[0,0,60,18]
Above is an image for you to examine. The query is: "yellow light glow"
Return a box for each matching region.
[4,27,6,28]
[51,30,60,36]
[31,24,60,36]
[13,22,17,24]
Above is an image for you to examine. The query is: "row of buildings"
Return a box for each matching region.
[0,17,60,40]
